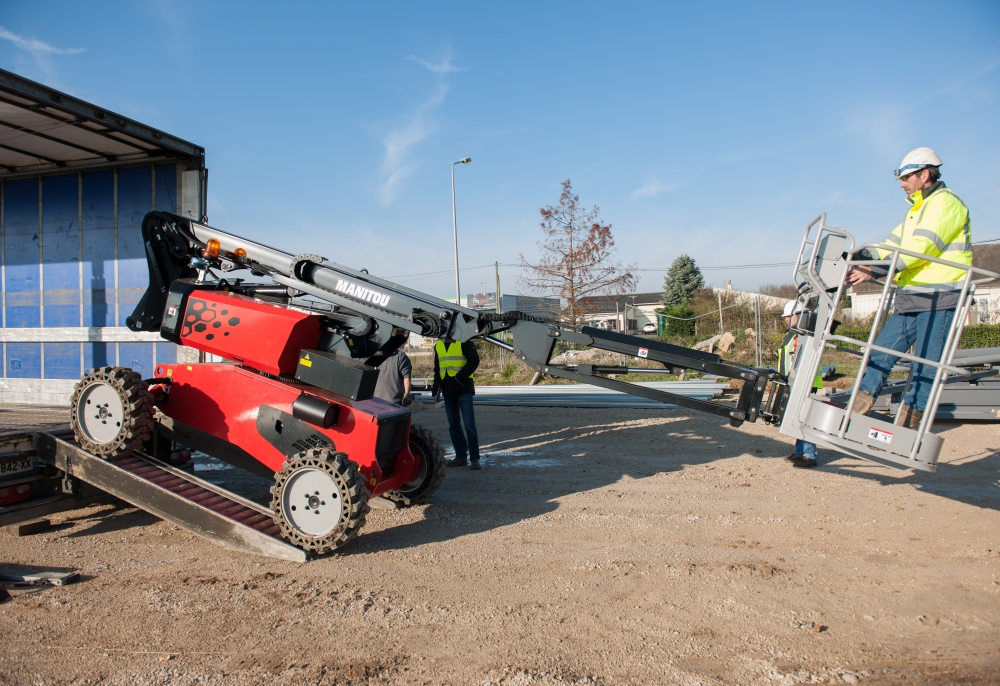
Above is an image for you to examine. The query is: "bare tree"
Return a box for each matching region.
[520,180,637,326]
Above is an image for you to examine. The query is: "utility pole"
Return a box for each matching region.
[451,157,471,303]
[494,261,501,314]
[495,261,503,370]
[717,291,724,334]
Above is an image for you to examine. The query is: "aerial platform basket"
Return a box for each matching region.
[778,214,999,472]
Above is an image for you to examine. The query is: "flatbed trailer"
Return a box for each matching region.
[0,409,305,561]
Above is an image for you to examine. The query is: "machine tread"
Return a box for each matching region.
[270,448,369,554]
[70,366,155,459]
[383,424,446,507]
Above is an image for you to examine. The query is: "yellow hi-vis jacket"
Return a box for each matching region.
[874,182,971,311]
[777,333,822,390]
[435,340,473,379]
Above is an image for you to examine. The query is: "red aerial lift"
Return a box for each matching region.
[1,211,993,560]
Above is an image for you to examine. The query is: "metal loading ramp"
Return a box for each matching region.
[32,433,306,562]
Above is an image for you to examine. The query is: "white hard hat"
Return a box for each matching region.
[782,301,798,317]
[894,147,942,179]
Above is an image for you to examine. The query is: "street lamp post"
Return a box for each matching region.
[451,157,471,304]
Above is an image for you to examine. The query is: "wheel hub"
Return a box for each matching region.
[75,382,127,446]
[281,467,344,537]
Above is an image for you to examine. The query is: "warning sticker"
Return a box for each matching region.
[868,427,893,444]
[637,348,649,358]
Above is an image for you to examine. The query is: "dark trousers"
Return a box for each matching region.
[444,393,480,463]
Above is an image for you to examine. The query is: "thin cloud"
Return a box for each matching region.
[632,178,680,199]
[380,83,448,204]
[406,55,468,75]
[0,26,84,56]
[379,53,465,205]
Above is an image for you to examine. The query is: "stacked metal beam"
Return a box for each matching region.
[413,380,729,409]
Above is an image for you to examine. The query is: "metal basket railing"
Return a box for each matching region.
[792,213,998,462]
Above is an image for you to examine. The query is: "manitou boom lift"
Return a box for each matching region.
[2,211,994,560]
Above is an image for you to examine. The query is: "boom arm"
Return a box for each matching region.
[127,212,785,425]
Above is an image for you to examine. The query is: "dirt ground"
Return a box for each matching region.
[2,406,999,685]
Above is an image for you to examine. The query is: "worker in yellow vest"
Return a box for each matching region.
[432,337,481,469]
[778,301,824,468]
[846,148,972,429]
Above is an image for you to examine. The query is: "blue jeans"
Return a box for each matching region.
[444,393,480,463]
[795,439,817,460]
[859,309,955,412]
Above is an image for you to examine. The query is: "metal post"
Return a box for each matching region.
[495,261,503,370]
[755,295,762,368]
[717,291,724,334]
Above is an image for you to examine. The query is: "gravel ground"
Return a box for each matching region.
[2,406,998,685]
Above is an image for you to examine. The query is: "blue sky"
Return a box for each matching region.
[2,1,998,299]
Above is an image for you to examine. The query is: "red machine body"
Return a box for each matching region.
[177,290,322,376]
[152,363,419,496]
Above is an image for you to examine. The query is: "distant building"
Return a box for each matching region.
[710,287,791,310]
[579,288,794,333]
[464,293,561,320]
[576,292,662,332]
[848,244,1000,323]
[442,293,561,320]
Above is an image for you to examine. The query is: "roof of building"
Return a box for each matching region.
[576,292,663,311]
[973,243,1000,284]
[0,68,204,179]
[850,243,1000,294]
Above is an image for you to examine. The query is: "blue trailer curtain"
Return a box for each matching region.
[2,163,180,382]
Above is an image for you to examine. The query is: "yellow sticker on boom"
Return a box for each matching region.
[300,353,312,368]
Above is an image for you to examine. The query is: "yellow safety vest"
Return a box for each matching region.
[874,183,972,293]
[435,340,472,380]
[777,334,822,389]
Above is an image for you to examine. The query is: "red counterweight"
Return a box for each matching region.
[177,290,323,376]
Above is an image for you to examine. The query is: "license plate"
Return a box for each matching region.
[0,456,36,476]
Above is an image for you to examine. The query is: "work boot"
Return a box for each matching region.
[446,457,467,468]
[784,453,803,463]
[851,391,876,416]
[895,403,923,430]
[469,461,482,471]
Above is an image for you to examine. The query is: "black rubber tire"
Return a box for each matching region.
[383,424,446,507]
[270,448,369,554]
[70,367,155,460]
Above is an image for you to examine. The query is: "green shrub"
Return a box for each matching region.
[662,305,695,337]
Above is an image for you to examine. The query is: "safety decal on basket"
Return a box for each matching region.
[637,348,649,358]
[868,427,893,444]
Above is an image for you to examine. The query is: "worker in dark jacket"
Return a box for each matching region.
[432,337,481,470]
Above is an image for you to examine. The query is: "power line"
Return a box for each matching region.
[635,262,795,272]
[387,261,793,280]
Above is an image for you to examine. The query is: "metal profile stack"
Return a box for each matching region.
[414,380,729,409]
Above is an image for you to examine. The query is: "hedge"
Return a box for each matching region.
[833,323,1000,351]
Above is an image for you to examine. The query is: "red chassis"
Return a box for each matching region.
[150,363,418,496]
[146,287,419,496]
[71,264,444,555]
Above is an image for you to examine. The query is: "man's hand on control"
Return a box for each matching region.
[846,266,875,285]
